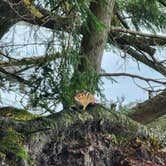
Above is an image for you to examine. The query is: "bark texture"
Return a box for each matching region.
[80,0,115,73]
[0,0,166,138]
[129,90,166,124]
[0,105,165,166]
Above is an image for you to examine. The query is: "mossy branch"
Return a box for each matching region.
[0,105,165,165]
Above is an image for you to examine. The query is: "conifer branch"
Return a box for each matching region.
[110,32,166,46]
[158,0,166,7]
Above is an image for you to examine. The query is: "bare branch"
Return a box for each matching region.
[117,44,166,77]
[111,27,166,40]
[0,67,30,85]
[0,51,17,61]
[0,53,61,67]
[0,42,58,48]
[100,72,166,84]
[129,89,166,124]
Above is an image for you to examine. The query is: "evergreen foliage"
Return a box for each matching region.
[29,32,101,112]
[28,0,166,113]
[28,0,108,112]
[116,0,166,31]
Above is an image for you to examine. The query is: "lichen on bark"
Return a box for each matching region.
[0,105,165,166]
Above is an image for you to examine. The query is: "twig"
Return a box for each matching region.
[0,42,58,48]
[0,51,17,60]
[111,27,166,40]
[100,72,166,84]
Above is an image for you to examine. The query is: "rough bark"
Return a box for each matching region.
[0,0,74,38]
[80,0,115,73]
[0,0,166,130]
[129,90,166,124]
[0,106,165,166]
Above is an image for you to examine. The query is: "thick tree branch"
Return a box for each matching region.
[129,89,166,124]
[110,32,166,47]
[0,106,165,165]
[100,72,166,84]
[108,32,166,78]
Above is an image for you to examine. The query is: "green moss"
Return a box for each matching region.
[139,124,165,148]
[0,128,27,163]
[48,109,94,129]
[147,115,166,137]
[116,135,133,145]
[0,107,38,120]
[102,132,133,146]
[102,133,118,144]
[24,0,43,18]
[0,152,6,159]
[27,157,36,166]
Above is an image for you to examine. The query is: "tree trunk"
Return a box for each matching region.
[80,0,115,73]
